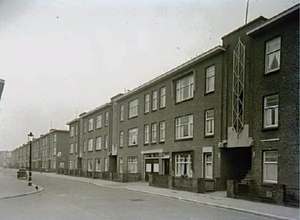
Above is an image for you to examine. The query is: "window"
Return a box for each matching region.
[105,111,109,126]
[176,74,194,102]
[88,118,94,131]
[175,154,192,177]
[119,158,123,173]
[83,120,87,133]
[75,125,78,136]
[53,134,57,143]
[87,159,93,171]
[206,65,215,93]
[104,135,108,150]
[88,138,93,151]
[175,115,193,139]
[263,151,278,183]
[205,109,214,136]
[144,94,150,113]
[83,140,87,152]
[120,105,124,121]
[160,87,166,108]
[129,128,138,146]
[204,153,213,179]
[128,157,138,173]
[151,123,157,143]
[119,131,124,148]
[264,94,279,128]
[70,126,74,137]
[152,90,158,111]
[95,159,101,172]
[96,136,102,150]
[69,160,74,170]
[129,99,138,118]
[265,37,281,73]
[70,143,74,154]
[53,147,56,156]
[144,125,149,144]
[104,158,108,172]
[75,143,78,153]
[159,121,165,142]
[96,115,102,129]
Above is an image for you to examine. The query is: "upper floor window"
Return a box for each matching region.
[128,128,138,146]
[264,94,279,128]
[104,135,108,150]
[160,87,166,108]
[120,105,124,121]
[159,121,165,142]
[206,65,215,93]
[175,114,193,140]
[205,109,214,136]
[144,125,149,144]
[265,37,281,73]
[53,134,57,143]
[96,115,102,129]
[152,90,158,111]
[176,74,194,103]
[105,111,109,126]
[151,123,157,143]
[83,120,87,133]
[88,118,94,131]
[75,125,78,136]
[119,131,124,148]
[96,136,102,150]
[88,138,93,151]
[144,94,150,113]
[70,126,74,137]
[70,143,74,154]
[129,99,138,118]
[83,140,87,152]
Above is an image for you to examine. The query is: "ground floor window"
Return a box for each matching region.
[119,157,123,173]
[95,159,101,172]
[52,161,56,169]
[128,157,138,173]
[69,160,73,170]
[175,154,192,177]
[87,159,93,171]
[263,151,278,183]
[104,158,108,172]
[204,153,212,179]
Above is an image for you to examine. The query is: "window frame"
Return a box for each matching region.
[144,125,149,144]
[96,115,102,129]
[175,74,194,103]
[263,94,279,129]
[128,156,138,173]
[119,131,124,148]
[174,154,193,177]
[205,109,214,136]
[160,86,166,108]
[159,121,165,142]
[205,65,215,93]
[151,123,157,144]
[95,159,101,172]
[88,118,94,131]
[144,94,150,114]
[175,114,193,140]
[265,36,281,74]
[204,153,213,179]
[88,138,94,152]
[128,127,138,146]
[95,136,102,151]
[105,111,109,126]
[152,90,158,111]
[263,151,278,183]
[129,99,139,118]
[104,135,108,150]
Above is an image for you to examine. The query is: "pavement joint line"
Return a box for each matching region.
[42,173,298,220]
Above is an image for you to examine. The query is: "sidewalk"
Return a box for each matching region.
[41,172,299,220]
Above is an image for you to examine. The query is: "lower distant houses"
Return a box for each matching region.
[10,5,299,207]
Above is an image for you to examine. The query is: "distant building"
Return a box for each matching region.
[0,78,4,100]
[0,151,12,168]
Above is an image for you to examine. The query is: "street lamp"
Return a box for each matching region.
[28,132,34,186]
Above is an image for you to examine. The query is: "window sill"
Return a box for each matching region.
[265,68,280,75]
[159,106,166,110]
[143,143,150,146]
[159,141,165,144]
[175,97,193,105]
[151,142,157,145]
[151,109,158,112]
[128,144,138,147]
[204,134,214,138]
[205,91,214,95]
[261,182,278,186]
[175,137,193,142]
[95,149,101,151]
[262,126,278,132]
[96,127,102,130]
[128,115,138,120]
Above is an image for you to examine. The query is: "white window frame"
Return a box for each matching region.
[129,99,139,118]
[96,115,102,129]
[176,74,194,103]
[128,157,138,173]
[88,118,94,131]
[53,134,57,143]
[87,159,93,172]
[204,153,213,179]
[144,94,150,113]
[152,90,158,111]
[175,154,193,177]
[151,123,157,143]
[70,143,74,154]
[160,87,166,108]
[128,128,138,146]
[120,105,124,121]
[265,37,281,74]
[83,140,87,152]
[83,120,87,133]
[69,160,74,170]
[144,125,149,144]
[263,151,278,183]
[264,94,279,128]
[105,111,109,126]
[96,136,102,150]
[104,135,108,150]
[95,159,101,172]
[159,121,165,142]
[119,157,123,173]
[206,65,215,93]
[119,131,124,148]
[205,109,214,136]
[104,158,108,172]
[175,115,193,140]
[88,138,93,152]
[70,126,74,137]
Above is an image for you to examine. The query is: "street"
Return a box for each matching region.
[0,169,272,220]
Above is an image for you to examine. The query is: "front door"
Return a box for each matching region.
[163,159,169,175]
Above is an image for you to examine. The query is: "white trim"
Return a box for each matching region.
[141,149,163,154]
[203,147,213,153]
[260,138,280,142]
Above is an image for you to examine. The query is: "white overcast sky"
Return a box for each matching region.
[0,0,298,150]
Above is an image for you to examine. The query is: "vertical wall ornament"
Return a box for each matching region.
[232,38,245,135]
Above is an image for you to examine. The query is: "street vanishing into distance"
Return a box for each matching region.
[0,169,273,220]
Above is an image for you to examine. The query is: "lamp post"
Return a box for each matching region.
[28,132,34,186]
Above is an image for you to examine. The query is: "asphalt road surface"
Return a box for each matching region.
[0,171,272,220]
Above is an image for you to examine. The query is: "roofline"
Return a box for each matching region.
[66,118,79,125]
[80,102,111,118]
[247,4,299,36]
[0,78,4,83]
[115,45,225,102]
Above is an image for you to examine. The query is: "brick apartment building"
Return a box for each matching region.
[11,129,69,173]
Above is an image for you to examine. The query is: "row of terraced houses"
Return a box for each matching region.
[10,5,299,206]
